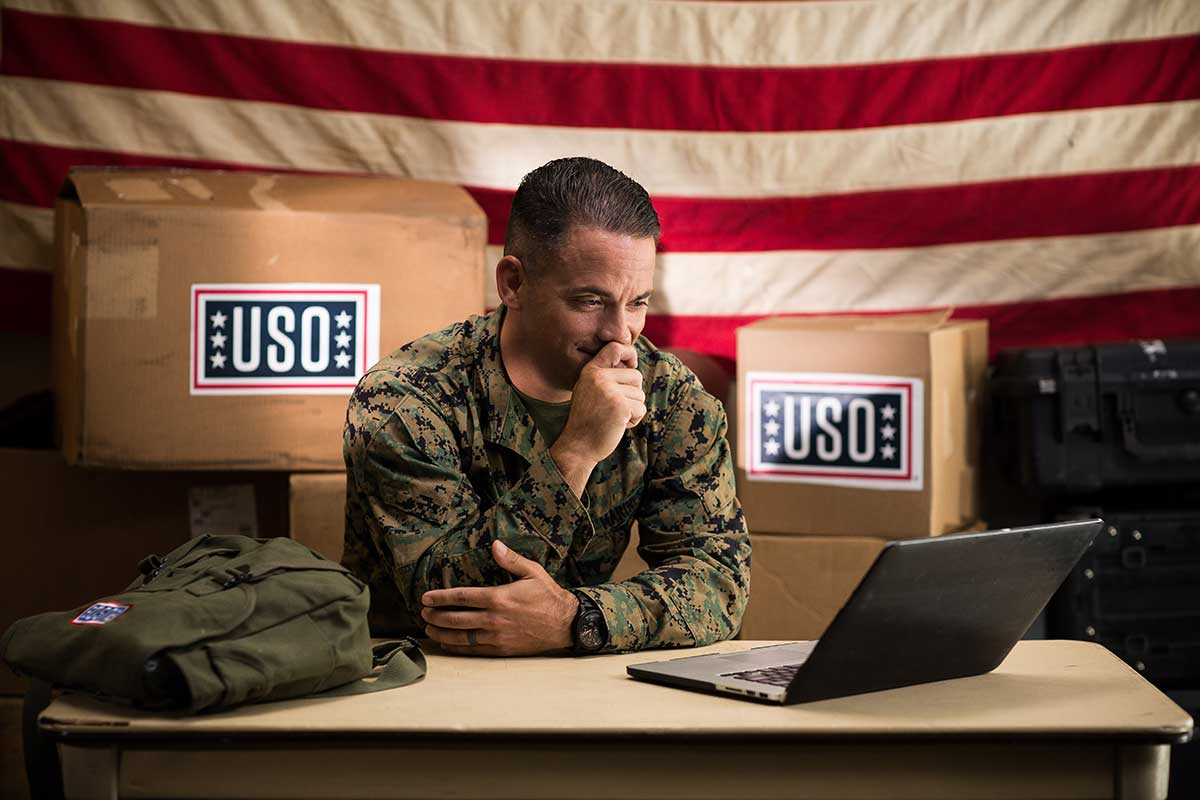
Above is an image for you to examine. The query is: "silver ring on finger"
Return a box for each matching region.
[466,629,478,647]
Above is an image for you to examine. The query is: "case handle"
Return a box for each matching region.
[1118,395,1200,462]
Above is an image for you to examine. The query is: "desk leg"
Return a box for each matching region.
[1117,745,1170,800]
[59,744,119,800]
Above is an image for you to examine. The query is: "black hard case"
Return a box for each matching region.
[1051,508,1200,687]
[990,339,1200,492]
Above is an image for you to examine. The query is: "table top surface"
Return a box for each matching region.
[40,640,1194,742]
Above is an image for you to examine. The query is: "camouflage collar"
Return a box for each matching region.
[477,306,541,462]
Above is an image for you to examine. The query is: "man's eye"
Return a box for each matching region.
[576,298,603,308]
[630,299,650,309]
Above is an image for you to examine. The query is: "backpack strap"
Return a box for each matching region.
[318,638,427,697]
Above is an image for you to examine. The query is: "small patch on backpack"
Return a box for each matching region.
[71,602,131,626]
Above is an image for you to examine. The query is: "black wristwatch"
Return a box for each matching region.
[569,590,608,653]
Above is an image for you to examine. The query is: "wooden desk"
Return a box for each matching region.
[42,640,1193,800]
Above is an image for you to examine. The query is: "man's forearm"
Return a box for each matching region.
[577,528,751,652]
[548,440,598,499]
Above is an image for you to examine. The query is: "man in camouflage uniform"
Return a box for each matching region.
[343,157,750,655]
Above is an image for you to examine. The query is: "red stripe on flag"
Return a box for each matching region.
[6,141,1199,251]
[464,188,514,248]
[656,166,1200,250]
[4,9,1199,132]
[643,286,1200,364]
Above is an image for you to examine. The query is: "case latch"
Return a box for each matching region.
[1056,349,1100,437]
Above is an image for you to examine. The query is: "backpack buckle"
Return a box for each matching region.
[138,554,164,577]
[221,565,253,588]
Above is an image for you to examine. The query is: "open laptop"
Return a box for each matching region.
[627,520,1101,704]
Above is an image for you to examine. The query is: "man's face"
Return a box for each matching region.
[515,225,657,391]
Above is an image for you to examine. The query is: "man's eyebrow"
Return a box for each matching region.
[566,286,654,301]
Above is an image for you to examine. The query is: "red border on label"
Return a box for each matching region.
[192,289,368,390]
[748,377,915,481]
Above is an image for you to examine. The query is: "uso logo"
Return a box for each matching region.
[70,602,131,626]
[745,372,924,491]
[190,284,380,395]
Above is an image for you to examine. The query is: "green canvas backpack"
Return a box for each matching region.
[1,533,425,712]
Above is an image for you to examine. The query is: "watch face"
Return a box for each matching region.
[579,619,604,651]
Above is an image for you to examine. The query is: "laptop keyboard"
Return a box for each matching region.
[721,662,804,687]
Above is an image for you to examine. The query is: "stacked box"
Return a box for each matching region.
[288,472,349,563]
[735,312,988,539]
[54,168,486,470]
[725,312,988,641]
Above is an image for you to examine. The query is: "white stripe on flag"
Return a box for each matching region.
[485,227,1200,314]
[8,0,1200,66]
[6,78,1199,199]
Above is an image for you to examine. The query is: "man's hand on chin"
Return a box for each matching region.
[549,341,646,498]
[420,540,580,656]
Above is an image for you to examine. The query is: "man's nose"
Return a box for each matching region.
[600,306,634,345]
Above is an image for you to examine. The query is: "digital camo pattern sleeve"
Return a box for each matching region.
[574,366,751,652]
[344,370,593,629]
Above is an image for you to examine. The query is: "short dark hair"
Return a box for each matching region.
[503,157,660,271]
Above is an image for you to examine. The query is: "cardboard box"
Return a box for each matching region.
[740,533,886,641]
[288,472,347,563]
[610,522,646,583]
[0,448,288,694]
[735,312,987,538]
[54,169,487,470]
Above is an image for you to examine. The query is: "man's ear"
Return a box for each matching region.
[496,255,525,308]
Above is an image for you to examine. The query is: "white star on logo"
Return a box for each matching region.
[334,331,352,350]
[881,403,897,421]
[210,332,226,349]
[334,351,352,369]
[881,423,896,440]
[210,310,227,329]
[210,352,226,369]
[764,439,781,457]
[334,310,353,329]
[763,399,781,418]
[764,420,780,437]
[881,443,897,460]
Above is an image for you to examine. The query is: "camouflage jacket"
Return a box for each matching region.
[342,307,750,652]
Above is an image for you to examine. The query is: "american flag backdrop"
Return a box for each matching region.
[2,0,1199,367]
